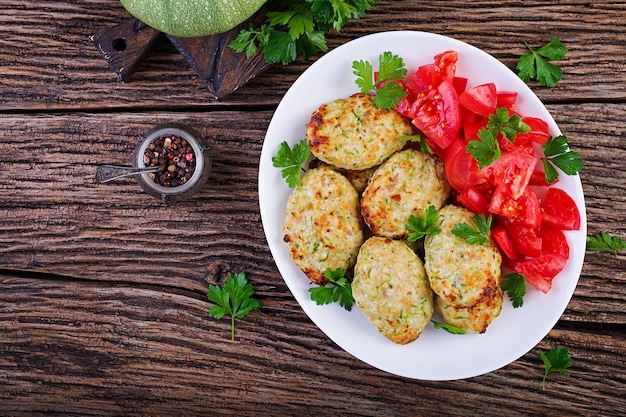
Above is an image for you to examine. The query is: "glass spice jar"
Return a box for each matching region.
[132,123,211,203]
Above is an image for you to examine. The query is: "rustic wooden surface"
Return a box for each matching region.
[0,1,624,415]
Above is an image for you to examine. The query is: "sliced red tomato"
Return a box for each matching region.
[516,116,550,146]
[410,79,461,150]
[458,83,497,118]
[452,76,468,96]
[529,169,558,187]
[497,91,518,109]
[541,226,570,259]
[516,254,567,293]
[457,186,489,215]
[489,186,542,228]
[434,50,458,81]
[498,133,535,155]
[491,223,521,261]
[463,119,487,142]
[484,151,536,199]
[444,138,486,191]
[501,216,542,258]
[542,188,581,230]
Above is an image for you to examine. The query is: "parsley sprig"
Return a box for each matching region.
[309,268,355,311]
[353,51,408,109]
[208,272,262,341]
[539,347,572,390]
[466,108,530,169]
[230,0,378,65]
[502,273,527,308]
[432,321,466,335]
[541,135,583,184]
[272,139,311,187]
[517,38,568,87]
[466,129,501,170]
[406,205,441,241]
[488,108,531,142]
[587,232,626,256]
[452,214,493,245]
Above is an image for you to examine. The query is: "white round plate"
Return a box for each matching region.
[258,31,586,380]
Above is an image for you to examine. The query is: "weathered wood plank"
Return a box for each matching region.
[0,103,624,322]
[0,0,624,111]
[0,274,624,416]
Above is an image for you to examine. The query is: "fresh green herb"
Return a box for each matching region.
[487,107,531,142]
[272,139,311,187]
[539,346,572,390]
[541,135,583,184]
[353,51,408,109]
[398,134,433,154]
[466,129,501,169]
[451,214,492,245]
[230,0,378,65]
[208,272,262,341]
[517,38,568,87]
[309,268,355,311]
[406,205,441,242]
[467,108,531,168]
[502,273,527,308]
[587,232,626,256]
[432,321,466,335]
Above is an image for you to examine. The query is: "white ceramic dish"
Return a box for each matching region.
[258,31,586,380]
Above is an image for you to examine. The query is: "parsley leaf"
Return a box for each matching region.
[432,321,466,335]
[208,272,262,341]
[406,205,441,241]
[502,273,527,308]
[353,51,407,109]
[272,139,311,187]
[517,38,568,87]
[230,0,378,65]
[466,129,501,169]
[451,214,492,245]
[487,108,531,142]
[539,346,572,390]
[309,268,355,311]
[587,232,626,256]
[541,135,583,184]
[398,133,433,154]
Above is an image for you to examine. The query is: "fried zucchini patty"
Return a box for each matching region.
[424,205,502,309]
[283,166,364,285]
[353,237,434,345]
[306,93,413,171]
[361,149,450,238]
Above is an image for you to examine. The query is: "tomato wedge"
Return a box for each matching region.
[452,76,468,96]
[542,188,581,230]
[444,138,486,191]
[541,226,570,259]
[489,186,542,228]
[434,50,458,81]
[491,223,520,261]
[501,216,542,258]
[497,91,518,109]
[409,79,461,150]
[484,151,536,199]
[457,186,489,215]
[529,169,558,187]
[516,116,550,146]
[516,254,567,293]
[458,83,497,118]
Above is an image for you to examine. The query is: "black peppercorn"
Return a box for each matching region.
[143,134,197,187]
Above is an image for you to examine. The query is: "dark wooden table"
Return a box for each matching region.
[1,1,624,415]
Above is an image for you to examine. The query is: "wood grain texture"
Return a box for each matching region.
[0,0,625,416]
[0,1,624,111]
